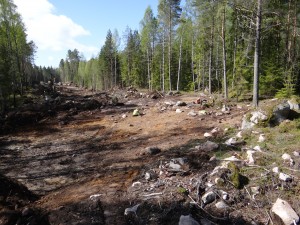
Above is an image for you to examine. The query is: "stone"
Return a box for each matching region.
[215,200,229,209]
[293,151,300,157]
[282,153,292,161]
[218,190,229,200]
[215,177,225,185]
[271,198,299,225]
[287,100,300,110]
[258,134,265,142]
[236,131,243,138]
[225,137,244,146]
[195,141,219,152]
[178,215,200,225]
[204,132,212,137]
[198,110,207,116]
[133,109,140,116]
[176,109,183,113]
[246,150,256,165]
[250,111,268,124]
[279,172,292,182]
[250,186,260,199]
[253,145,262,152]
[272,102,291,125]
[144,147,161,155]
[272,167,280,173]
[201,191,217,205]
[176,101,187,106]
[188,111,197,117]
[89,194,102,201]
[124,204,141,216]
[21,207,33,217]
[241,116,255,130]
[215,112,223,116]
[145,171,157,181]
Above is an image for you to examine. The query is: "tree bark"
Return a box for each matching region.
[253,0,262,108]
[177,36,183,91]
[208,17,214,95]
[222,4,228,99]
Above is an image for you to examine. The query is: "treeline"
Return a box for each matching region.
[0,0,58,112]
[59,0,300,104]
[1,0,299,113]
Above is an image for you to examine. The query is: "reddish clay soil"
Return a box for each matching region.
[0,85,250,225]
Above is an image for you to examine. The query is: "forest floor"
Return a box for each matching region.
[0,84,299,225]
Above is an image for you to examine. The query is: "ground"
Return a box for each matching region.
[1,84,298,225]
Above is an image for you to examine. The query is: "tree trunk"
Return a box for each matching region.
[147,48,151,90]
[162,34,165,92]
[208,17,214,95]
[168,6,172,91]
[222,4,228,99]
[177,36,183,91]
[253,0,262,108]
[191,35,195,92]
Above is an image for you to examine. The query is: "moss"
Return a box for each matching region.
[228,162,249,189]
[178,187,189,195]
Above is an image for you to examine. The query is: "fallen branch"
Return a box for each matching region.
[141,192,163,197]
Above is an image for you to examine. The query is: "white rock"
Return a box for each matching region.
[204,132,212,137]
[202,191,217,205]
[215,112,223,116]
[198,110,207,116]
[279,172,292,182]
[282,153,292,161]
[223,155,242,162]
[250,186,260,199]
[258,134,265,142]
[211,127,220,134]
[124,204,140,216]
[293,151,300,157]
[221,104,230,112]
[250,111,268,124]
[225,137,237,146]
[272,167,280,173]
[169,161,182,170]
[236,131,243,138]
[89,194,102,201]
[176,108,183,113]
[165,101,175,106]
[122,114,127,118]
[145,172,151,180]
[246,150,256,165]
[176,101,187,106]
[179,215,200,225]
[219,190,229,200]
[188,111,197,117]
[271,198,299,225]
[214,177,224,185]
[253,145,262,152]
[215,201,229,209]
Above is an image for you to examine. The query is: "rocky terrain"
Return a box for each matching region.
[0,83,300,225]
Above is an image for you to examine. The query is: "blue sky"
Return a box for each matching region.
[13,0,159,68]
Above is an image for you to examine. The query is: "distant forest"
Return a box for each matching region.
[1,0,300,112]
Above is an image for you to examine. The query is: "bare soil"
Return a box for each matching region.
[0,85,251,225]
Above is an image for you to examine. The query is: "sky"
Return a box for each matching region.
[13,0,160,68]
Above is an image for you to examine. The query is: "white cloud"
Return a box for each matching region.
[13,0,98,66]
